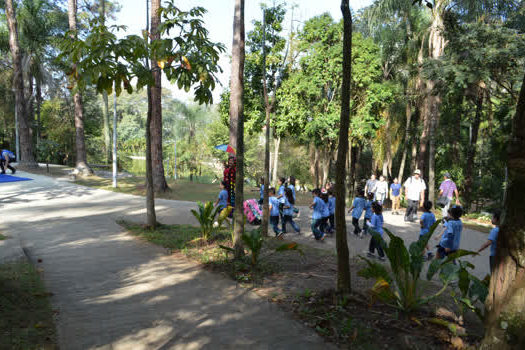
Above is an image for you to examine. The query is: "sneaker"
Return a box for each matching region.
[404,216,409,222]
[320,233,325,241]
[378,256,386,261]
[367,252,376,258]
[427,252,434,260]
[11,169,16,174]
[277,231,284,238]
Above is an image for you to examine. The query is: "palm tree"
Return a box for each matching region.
[68,0,93,175]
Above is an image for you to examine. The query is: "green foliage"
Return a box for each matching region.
[36,139,60,167]
[190,201,221,240]
[359,222,463,313]
[241,229,264,266]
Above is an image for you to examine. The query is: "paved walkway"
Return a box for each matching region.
[1,172,333,350]
[0,172,491,349]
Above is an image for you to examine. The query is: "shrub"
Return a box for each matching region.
[190,201,230,240]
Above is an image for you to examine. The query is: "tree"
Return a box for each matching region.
[482,71,525,350]
[4,0,37,167]
[335,0,352,294]
[230,0,245,258]
[100,0,111,164]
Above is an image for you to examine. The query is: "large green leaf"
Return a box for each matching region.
[384,228,410,277]
[358,256,393,284]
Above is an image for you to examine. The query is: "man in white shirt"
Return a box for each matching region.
[403,169,426,222]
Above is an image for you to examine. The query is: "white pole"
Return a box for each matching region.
[14,103,20,162]
[112,87,117,188]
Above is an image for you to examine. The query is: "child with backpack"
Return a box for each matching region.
[269,188,282,237]
[420,201,436,260]
[478,210,501,273]
[435,205,463,259]
[310,188,326,241]
[0,149,16,174]
[282,187,301,234]
[348,189,366,236]
[367,202,385,260]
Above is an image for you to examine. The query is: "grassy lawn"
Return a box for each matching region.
[0,261,57,349]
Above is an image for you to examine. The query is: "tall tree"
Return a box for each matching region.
[5,0,37,167]
[230,0,245,257]
[100,0,111,164]
[150,0,168,192]
[482,70,525,350]
[335,0,352,294]
[68,0,93,175]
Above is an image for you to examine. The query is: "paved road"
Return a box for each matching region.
[1,172,333,350]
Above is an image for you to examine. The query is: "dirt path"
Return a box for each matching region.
[1,172,333,350]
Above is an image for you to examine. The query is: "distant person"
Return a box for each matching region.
[478,210,501,273]
[282,187,300,235]
[258,177,265,205]
[0,149,16,174]
[348,189,366,237]
[367,201,385,261]
[435,205,463,260]
[403,169,426,222]
[214,181,229,211]
[268,188,282,237]
[310,188,326,241]
[320,190,331,235]
[390,178,402,215]
[364,174,377,197]
[362,192,374,237]
[327,190,336,233]
[288,176,297,201]
[375,175,388,205]
[420,201,436,260]
[438,172,460,218]
[223,156,236,207]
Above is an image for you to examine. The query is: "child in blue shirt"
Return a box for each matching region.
[478,210,501,273]
[436,205,463,259]
[327,190,336,233]
[309,188,326,241]
[362,193,374,238]
[419,201,436,260]
[269,187,282,237]
[367,202,385,260]
[258,177,265,205]
[348,189,366,236]
[320,191,331,234]
[282,188,300,234]
[215,181,229,211]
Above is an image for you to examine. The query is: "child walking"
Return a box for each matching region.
[215,181,229,211]
[478,210,500,273]
[320,190,331,234]
[419,201,436,260]
[310,189,326,241]
[328,190,336,233]
[435,205,463,259]
[268,188,282,237]
[367,202,385,260]
[348,189,366,236]
[282,187,301,234]
[362,193,374,237]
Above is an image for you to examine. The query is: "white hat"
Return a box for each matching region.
[414,169,421,175]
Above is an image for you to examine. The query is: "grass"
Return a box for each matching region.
[0,233,7,240]
[0,260,57,350]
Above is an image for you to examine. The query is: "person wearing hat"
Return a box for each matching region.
[438,172,460,218]
[403,169,426,222]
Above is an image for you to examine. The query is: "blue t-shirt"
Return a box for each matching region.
[351,197,366,219]
[312,196,326,220]
[269,196,280,217]
[218,189,228,210]
[364,200,373,219]
[440,219,462,251]
[420,212,436,236]
[283,197,294,216]
[321,199,330,218]
[288,184,296,201]
[259,184,264,200]
[488,226,499,257]
[277,185,286,203]
[1,150,15,160]
[370,213,384,236]
[328,196,336,215]
[390,183,401,197]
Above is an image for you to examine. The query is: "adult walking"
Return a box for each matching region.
[403,169,426,222]
[438,172,460,217]
[0,149,16,174]
[390,178,402,214]
[364,174,377,197]
[375,175,388,205]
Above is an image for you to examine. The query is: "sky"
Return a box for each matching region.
[111,0,375,103]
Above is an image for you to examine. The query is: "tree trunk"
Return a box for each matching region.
[68,0,92,176]
[397,99,412,182]
[5,0,37,167]
[427,87,439,203]
[261,10,270,237]
[410,133,418,171]
[335,0,352,294]
[463,84,484,211]
[230,0,245,258]
[320,148,330,187]
[482,70,525,350]
[36,78,42,150]
[272,136,280,186]
[100,0,111,164]
[145,0,157,228]
[150,0,168,192]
